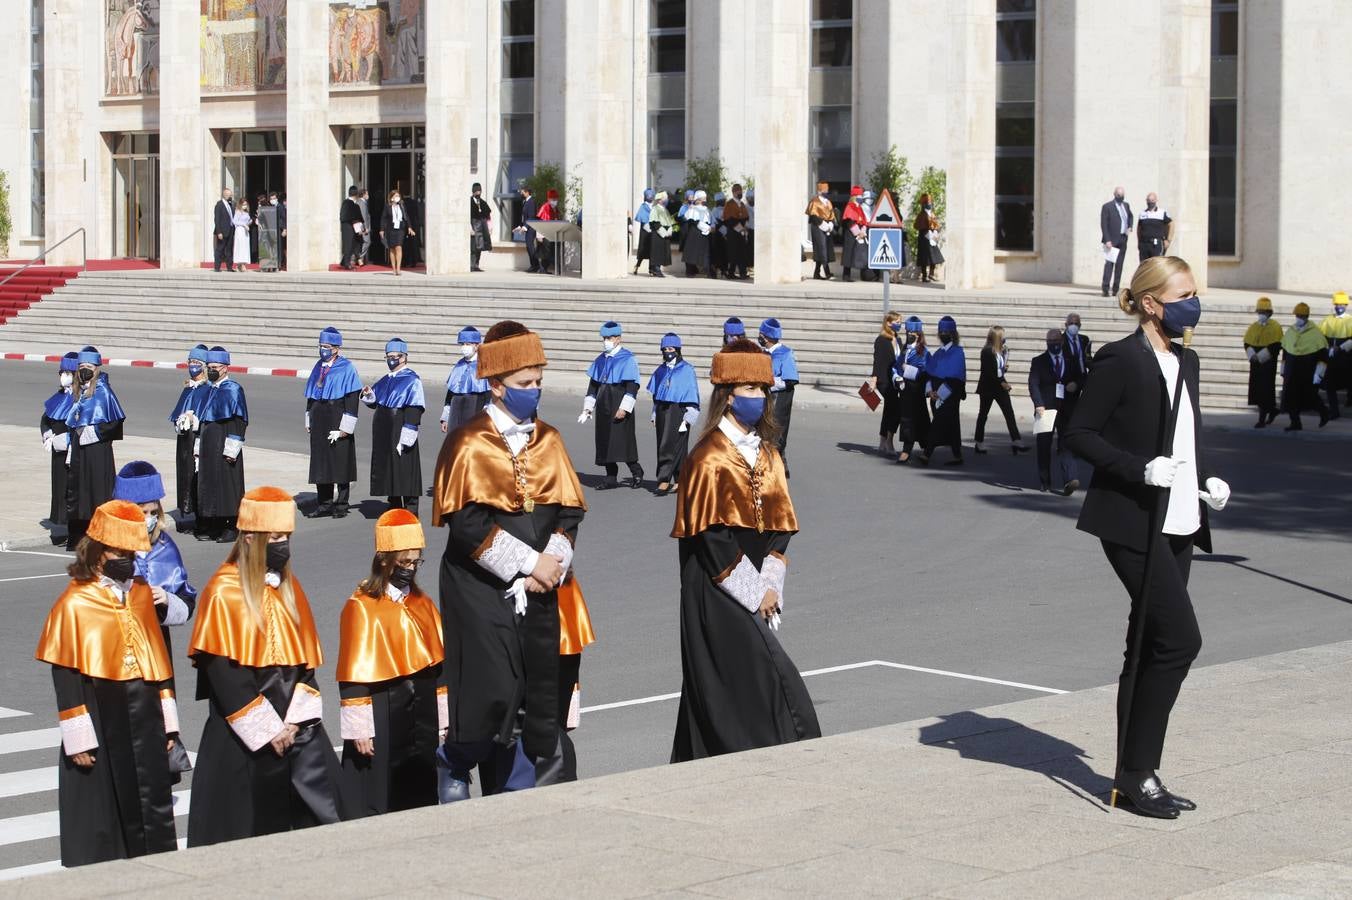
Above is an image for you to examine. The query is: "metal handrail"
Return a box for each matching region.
[0,228,87,291]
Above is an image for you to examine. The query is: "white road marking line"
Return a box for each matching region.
[580,660,1066,715]
[0,551,69,559]
[0,708,31,720]
[0,573,68,583]
[0,767,55,798]
[0,860,62,882]
[0,791,189,848]
[0,729,60,755]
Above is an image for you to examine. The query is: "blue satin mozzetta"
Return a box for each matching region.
[586,347,641,384]
[769,344,800,382]
[43,389,75,421]
[199,379,249,423]
[135,532,198,605]
[304,355,363,401]
[65,374,126,429]
[895,346,930,379]
[646,359,700,404]
[371,367,426,409]
[927,344,967,382]
[446,357,490,395]
[167,382,208,424]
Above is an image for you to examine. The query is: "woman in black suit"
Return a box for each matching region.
[1064,256,1230,820]
[379,190,416,276]
[869,312,905,456]
[973,326,1028,454]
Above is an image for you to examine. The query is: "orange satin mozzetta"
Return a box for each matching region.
[557,578,596,656]
[432,413,587,525]
[35,579,173,682]
[671,430,799,538]
[335,589,445,684]
[188,564,323,669]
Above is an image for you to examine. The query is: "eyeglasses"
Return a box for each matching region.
[396,557,426,569]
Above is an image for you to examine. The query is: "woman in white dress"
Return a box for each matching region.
[232,201,253,270]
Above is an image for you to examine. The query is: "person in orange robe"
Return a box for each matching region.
[35,499,180,867]
[185,486,342,846]
[336,509,447,815]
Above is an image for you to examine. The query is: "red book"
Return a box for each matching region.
[858,381,881,411]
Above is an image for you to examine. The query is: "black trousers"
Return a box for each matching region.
[1102,239,1128,293]
[340,227,358,267]
[879,386,902,438]
[386,496,419,515]
[213,233,232,271]
[974,391,1021,443]
[1102,533,1202,772]
[317,483,351,512]
[603,462,643,480]
[1035,432,1077,488]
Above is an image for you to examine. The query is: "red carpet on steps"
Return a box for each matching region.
[0,265,84,324]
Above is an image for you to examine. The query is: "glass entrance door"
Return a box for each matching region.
[111,134,160,260]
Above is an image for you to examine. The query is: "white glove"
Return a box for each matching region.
[649,409,656,424]
[772,378,787,392]
[642,223,652,233]
[305,411,311,431]
[508,579,528,616]
[53,432,70,453]
[578,395,595,423]
[42,434,53,453]
[577,410,592,424]
[327,430,342,444]
[1341,339,1352,353]
[1144,456,1182,488]
[1199,476,1230,511]
[680,406,699,432]
[767,611,781,632]
[79,425,99,446]
[440,405,451,424]
[1245,347,1256,362]
[1314,363,1326,385]
[657,226,672,238]
[1255,348,1272,365]
[360,386,376,405]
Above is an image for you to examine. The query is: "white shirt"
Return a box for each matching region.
[391,204,404,229]
[1116,201,1129,234]
[485,400,533,457]
[99,575,130,603]
[1154,350,1201,537]
[718,415,761,468]
[385,583,408,603]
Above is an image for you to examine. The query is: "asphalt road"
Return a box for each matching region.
[1,360,1349,875]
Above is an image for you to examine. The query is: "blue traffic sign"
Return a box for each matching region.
[868,228,903,270]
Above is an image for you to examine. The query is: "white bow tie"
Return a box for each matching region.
[502,422,536,437]
[264,571,282,588]
[734,431,761,451]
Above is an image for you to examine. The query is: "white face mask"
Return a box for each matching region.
[1257,313,1271,323]
[59,372,74,388]
[1295,317,1309,328]
[460,344,477,358]
[602,339,616,353]
[145,513,159,534]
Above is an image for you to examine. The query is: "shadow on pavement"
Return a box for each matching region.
[1196,553,1352,606]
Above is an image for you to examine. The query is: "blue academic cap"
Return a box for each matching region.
[113,460,165,504]
[599,321,623,338]
[188,344,209,362]
[643,188,655,201]
[77,347,102,366]
[385,337,409,355]
[905,316,924,332]
[206,346,230,365]
[723,317,745,337]
[59,351,79,372]
[457,326,482,344]
[660,332,682,349]
[759,318,783,341]
[319,326,343,346]
[938,315,957,332]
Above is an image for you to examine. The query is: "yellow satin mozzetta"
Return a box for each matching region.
[557,578,596,656]
[671,430,799,539]
[432,414,587,525]
[335,589,444,684]
[188,564,323,669]
[1243,320,1284,348]
[35,579,173,682]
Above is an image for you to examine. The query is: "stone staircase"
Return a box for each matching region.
[0,270,1266,409]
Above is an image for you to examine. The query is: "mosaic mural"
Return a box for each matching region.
[329,0,424,87]
[200,0,287,93]
[105,0,160,96]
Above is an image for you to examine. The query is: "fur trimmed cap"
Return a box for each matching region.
[599,321,623,338]
[375,508,425,553]
[710,338,774,386]
[87,499,152,553]
[477,321,548,380]
[113,460,165,504]
[237,486,297,534]
[319,327,343,347]
[457,326,482,345]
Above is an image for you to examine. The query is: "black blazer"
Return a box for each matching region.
[213,199,234,237]
[872,334,900,386]
[1027,351,1067,410]
[1064,330,1214,553]
[1100,200,1133,245]
[339,198,362,226]
[975,346,1009,397]
[379,203,410,237]
[520,196,539,238]
[1062,332,1093,385]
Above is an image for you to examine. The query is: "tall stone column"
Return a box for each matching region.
[687,1,757,178]
[158,1,202,270]
[1155,0,1211,289]
[751,0,809,285]
[575,0,635,279]
[42,0,92,265]
[423,1,471,275]
[944,0,996,290]
[285,0,334,272]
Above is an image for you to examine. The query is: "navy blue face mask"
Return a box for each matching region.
[386,357,402,371]
[188,364,204,378]
[319,347,335,362]
[729,395,765,429]
[501,386,541,421]
[1160,295,1202,338]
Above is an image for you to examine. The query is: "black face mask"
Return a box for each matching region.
[661,350,678,363]
[103,555,135,583]
[78,369,94,383]
[389,565,416,591]
[265,540,291,573]
[206,368,222,383]
[905,334,918,345]
[1048,344,1062,354]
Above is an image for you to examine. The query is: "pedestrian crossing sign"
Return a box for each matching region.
[868,228,903,270]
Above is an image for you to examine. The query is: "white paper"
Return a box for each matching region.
[1033,409,1058,435]
[352,222,364,233]
[1103,245,1119,263]
[936,384,953,404]
[902,364,919,382]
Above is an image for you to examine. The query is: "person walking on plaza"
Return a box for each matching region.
[339,185,363,270]
[470,182,493,272]
[682,190,714,278]
[516,184,541,273]
[579,321,644,489]
[1243,296,1283,428]
[356,187,373,267]
[36,499,179,867]
[169,344,210,526]
[670,339,821,761]
[1029,330,1080,495]
[380,189,416,276]
[65,347,126,549]
[722,183,751,279]
[305,327,362,518]
[840,185,869,282]
[441,326,491,435]
[41,352,78,538]
[1281,302,1331,431]
[187,487,343,845]
[895,316,932,464]
[806,181,836,280]
[1318,291,1352,419]
[213,187,235,272]
[231,200,252,271]
[1137,192,1173,262]
[974,326,1028,456]
[759,319,800,466]
[1064,255,1229,819]
[362,337,425,514]
[1061,313,1091,478]
[431,321,587,799]
[646,332,701,494]
[337,510,446,816]
[195,347,248,543]
[870,312,905,456]
[646,190,675,277]
[914,194,944,283]
[633,188,654,274]
[918,316,966,466]
[1100,186,1133,296]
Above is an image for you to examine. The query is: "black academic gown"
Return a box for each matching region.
[41,412,71,523]
[197,415,247,521]
[443,390,490,434]
[171,382,205,516]
[370,404,424,499]
[338,667,442,816]
[67,421,123,522]
[654,403,694,484]
[1283,349,1328,414]
[770,387,796,457]
[308,391,361,485]
[1246,340,1282,412]
[591,380,640,466]
[52,666,177,867]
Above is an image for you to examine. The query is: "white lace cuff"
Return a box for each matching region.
[582,395,597,413]
[79,425,99,445]
[619,393,637,413]
[436,686,449,732]
[305,411,311,430]
[285,682,323,724]
[160,690,180,735]
[398,425,419,448]
[339,696,375,740]
[717,555,765,614]
[59,705,98,755]
[339,412,358,435]
[162,592,191,627]
[52,432,70,452]
[681,406,701,427]
[761,553,787,609]
[440,405,452,423]
[474,527,539,582]
[545,531,574,579]
[226,695,285,752]
[566,685,581,730]
[1341,339,1352,353]
[223,436,244,459]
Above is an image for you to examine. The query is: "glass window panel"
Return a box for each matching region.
[1209,100,1237,146]
[996,104,1035,147]
[503,0,535,37]
[504,41,535,79]
[996,200,1036,251]
[997,0,1036,13]
[651,0,685,30]
[813,25,852,67]
[812,154,851,192]
[224,131,242,153]
[502,115,534,156]
[650,111,684,158]
[1208,200,1236,255]
[997,20,1036,62]
[650,34,685,73]
[813,0,852,21]
[811,108,851,152]
[995,155,1035,196]
[1211,8,1238,57]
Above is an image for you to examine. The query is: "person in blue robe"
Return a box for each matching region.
[440,326,491,436]
[64,347,127,549]
[723,317,746,346]
[920,315,968,466]
[633,188,653,274]
[196,347,249,541]
[169,344,210,525]
[305,326,363,518]
[40,352,78,535]
[363,337,426,513]
[758,319,801,468]
[894,316,933,464]
[578,321,643,489]
[645,332,701,494]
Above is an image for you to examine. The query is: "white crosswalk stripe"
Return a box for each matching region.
[0,729,60,755]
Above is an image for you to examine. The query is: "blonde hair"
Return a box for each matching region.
[1119,256,1193,317]
[880,311,903,337]
[985,326,1006,354]
[226,531,299,629]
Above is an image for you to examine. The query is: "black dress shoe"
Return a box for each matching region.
[305,504,333,519]
[1040,483,1051,493]
[596,478,619,491]
[216,529,239,544]
[1061,479,1080,497]
[628,470,645,489]
[1113,773,1180,819]
[332,507,349,519]
[973,444,988,455]
[1158,780,1197,811]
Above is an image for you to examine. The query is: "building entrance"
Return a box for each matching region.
[110,133,159,260]
[340,126,427,266]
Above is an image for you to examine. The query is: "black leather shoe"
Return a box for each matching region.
[305,504,333,519]
[1113,772,1180,819]
[332,507,349,519]
[1062,479,1080,497]
[216,528,238,544]
[597,478,619,491]
[1157,779,1197,811]
[629,469,645,489]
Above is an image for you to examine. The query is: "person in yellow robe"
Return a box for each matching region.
[1318,290,1352,418]
[35,499,179,867]
[1281,301,1330,431]
[1242,296,1284,428]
